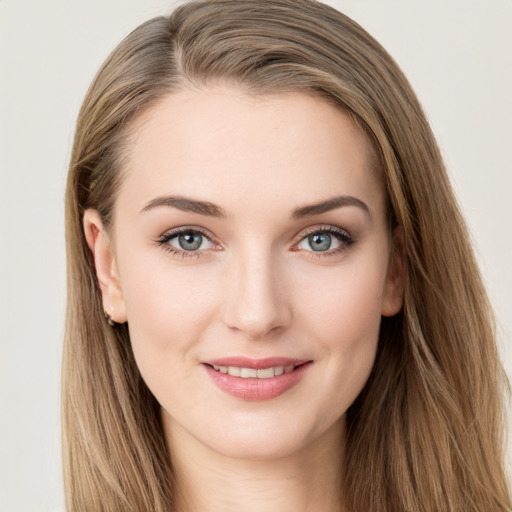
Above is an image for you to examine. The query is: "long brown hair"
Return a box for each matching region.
[63,1,511,510]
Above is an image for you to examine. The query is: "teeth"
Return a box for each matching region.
[228,366,241,377]
[257,368,275,379]
[211,364,297,378]
[241,368,258,378]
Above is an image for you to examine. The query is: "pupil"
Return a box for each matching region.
[309,232,331,251]
[179,232,202,250]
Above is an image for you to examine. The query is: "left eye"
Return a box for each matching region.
[296,231,344,252]
[166,230,215,251]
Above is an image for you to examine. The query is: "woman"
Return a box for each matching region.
[63,0,511,511]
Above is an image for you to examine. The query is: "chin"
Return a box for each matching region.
[198,413,344,462]
[214,435,303,461]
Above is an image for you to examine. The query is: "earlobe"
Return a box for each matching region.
[381,225,406,317]
[83,209,127,324]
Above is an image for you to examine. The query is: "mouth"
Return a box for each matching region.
[208,363,302,379]
[202,357,312,401]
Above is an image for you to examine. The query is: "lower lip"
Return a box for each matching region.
[203,362,312,401]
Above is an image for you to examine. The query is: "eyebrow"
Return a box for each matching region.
[140,194,370,219]
[141,195,227,217]
[291,195,371,219]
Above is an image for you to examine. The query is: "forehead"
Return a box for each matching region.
[117,87,385,218]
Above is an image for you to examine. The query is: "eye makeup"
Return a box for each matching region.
[290,224,355,259]
[154,223,356,260]
[155,226,220,259]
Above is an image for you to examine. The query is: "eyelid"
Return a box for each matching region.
[158,225,218,241]
[293,224,352,243]
[154,224,355,259]
[155,226,222,257]
[297,224,350,237]
[290,224,355,255]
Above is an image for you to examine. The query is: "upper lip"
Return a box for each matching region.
[203,357,311,369]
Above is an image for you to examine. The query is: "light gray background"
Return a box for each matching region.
[1,1,511,510]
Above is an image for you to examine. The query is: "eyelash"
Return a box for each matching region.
[155,227,218,259]
[155,225,355,259]
[292,225,355,259]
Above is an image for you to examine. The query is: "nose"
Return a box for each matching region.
[222,248,292,340]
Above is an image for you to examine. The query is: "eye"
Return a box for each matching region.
[169,231,211,251]
[294,227,354,255]
[300,232,338,252]
[157,228,218,255]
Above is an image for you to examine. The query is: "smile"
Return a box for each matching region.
[211,365,296,378]
[203,358,312,401]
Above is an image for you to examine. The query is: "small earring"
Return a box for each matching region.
[104,306,116,327]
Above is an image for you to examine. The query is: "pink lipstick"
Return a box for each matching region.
[202,357,312,401]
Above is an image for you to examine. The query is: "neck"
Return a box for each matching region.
[163,414,346,512]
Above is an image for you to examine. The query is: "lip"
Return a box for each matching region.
[204,356,310,369]
[202,357,313,401]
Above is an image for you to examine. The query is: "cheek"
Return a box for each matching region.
[117,253,219,384]
[295,253,387,347]
[291,252,388,404]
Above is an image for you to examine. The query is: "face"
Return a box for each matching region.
[85,87,404,460]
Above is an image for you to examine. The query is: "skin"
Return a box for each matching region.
[84,87,405,512]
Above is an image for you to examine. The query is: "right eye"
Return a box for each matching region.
[156,227,220,258]
[166,231,214,251]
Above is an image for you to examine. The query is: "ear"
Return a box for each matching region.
[83,209,127,324]
[381,225,406,317]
